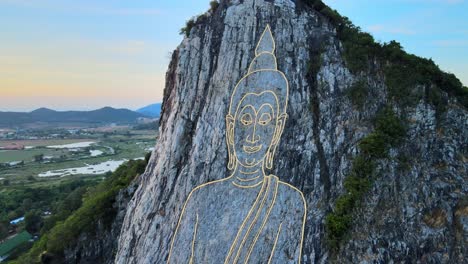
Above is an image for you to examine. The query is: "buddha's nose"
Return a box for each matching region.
[246,126,260,144]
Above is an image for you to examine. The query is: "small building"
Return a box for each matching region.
[0,231,32,262]
[9,217,24,225]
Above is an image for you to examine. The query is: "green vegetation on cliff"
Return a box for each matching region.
[9,154,150,263]
[302,0,468,109]
[299,0,466,251]
[326,107,406,250]
[180,0,220,37]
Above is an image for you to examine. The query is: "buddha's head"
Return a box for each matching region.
[226,25,288,170]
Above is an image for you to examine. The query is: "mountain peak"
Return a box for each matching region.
[136,103,161,118]
[31,107,55,114]
[96,106,116,111]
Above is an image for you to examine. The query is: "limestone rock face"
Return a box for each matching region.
[115,0,467,263]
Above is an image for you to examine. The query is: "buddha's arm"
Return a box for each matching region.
[167,189,199,264]
[268,192,306,264]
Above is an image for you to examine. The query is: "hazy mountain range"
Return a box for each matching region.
[0,104,161,127]
[136,103,162,118]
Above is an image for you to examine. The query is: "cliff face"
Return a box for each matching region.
[115,0,467,263]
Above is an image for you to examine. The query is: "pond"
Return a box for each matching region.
[38,159,140,177]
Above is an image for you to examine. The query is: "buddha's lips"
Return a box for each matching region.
[243,144,262,153]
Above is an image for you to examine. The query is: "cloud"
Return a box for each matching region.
[367,24,415,35]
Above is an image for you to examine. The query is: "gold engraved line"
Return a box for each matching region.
[279,181,307,264]
[167,177,231,263]
[234,94,279,127]
[248,51,278,72]
[229,70,288,118]
[239,103,276,119]
[243,145,262,154]
[254,24,276,56]
[189,213,199,264]
[267,222,283,264]
[232,176,271,263]
[228,25,287,114]
[232,91,280,168]
[224,179,268,264]
[239,169,259,175]
[232,180,263,189]
[236,175,261,182]
[244,175,279,263]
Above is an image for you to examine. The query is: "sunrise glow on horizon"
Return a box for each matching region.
[1,0,467,112]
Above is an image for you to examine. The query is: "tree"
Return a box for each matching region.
[22,198,33,212]
[25,211,42,234]
[0,221,9,240]
[33,154,44,162]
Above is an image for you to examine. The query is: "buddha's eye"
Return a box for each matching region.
[240,113,253,126]
[258,113,272,125]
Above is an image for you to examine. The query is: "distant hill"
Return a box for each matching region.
[136,103,162,118]
[0,107,148,127]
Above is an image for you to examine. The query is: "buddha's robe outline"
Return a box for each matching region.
[167,175,306,264]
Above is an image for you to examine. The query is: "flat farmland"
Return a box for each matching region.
[0,130,156,185]
[0,148,70,163]
[0,138,96,148]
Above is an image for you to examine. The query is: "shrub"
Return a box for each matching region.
[209,0,219,12]
[374,107,406,146]
[325,213,352,249]
[358,132,387,158]
[347,80,369,109]
[180,18,197,37]
[180,1,220,38]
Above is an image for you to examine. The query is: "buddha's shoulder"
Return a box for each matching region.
[186,177,231,198]
[275,178,306,209]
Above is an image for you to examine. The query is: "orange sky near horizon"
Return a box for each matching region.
[0,37,170,111]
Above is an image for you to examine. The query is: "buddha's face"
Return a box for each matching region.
[227,91,286,168]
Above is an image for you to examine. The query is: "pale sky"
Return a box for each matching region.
[0,0,466,111]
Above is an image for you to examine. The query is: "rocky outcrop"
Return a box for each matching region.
[115,0,467,263]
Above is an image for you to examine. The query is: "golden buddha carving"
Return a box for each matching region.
[168,25,306,264]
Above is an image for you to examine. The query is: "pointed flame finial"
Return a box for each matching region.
[248,25,277,73]
[255,24,275,56]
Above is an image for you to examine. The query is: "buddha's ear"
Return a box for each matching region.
[265,113,287,169]
[226,114,236,170]
[226,114,235,145]
[272,113,287,145]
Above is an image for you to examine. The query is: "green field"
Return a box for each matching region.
[0,148,70,163]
